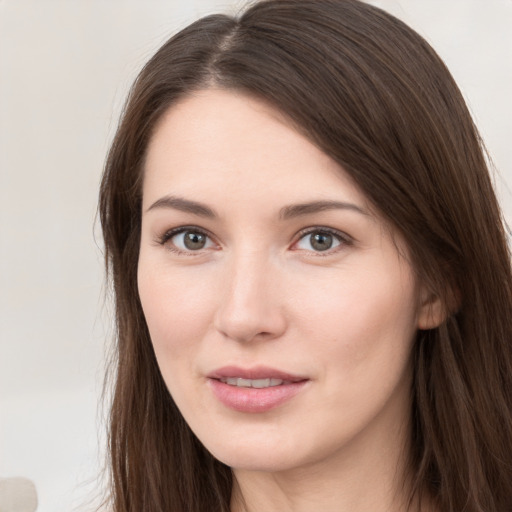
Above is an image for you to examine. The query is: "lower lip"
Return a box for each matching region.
[208,379,308,413]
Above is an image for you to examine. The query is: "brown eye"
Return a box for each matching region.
[295,229,344,252]
[164,229,215,252]
[183,231,207,250]
[310,232,334,251]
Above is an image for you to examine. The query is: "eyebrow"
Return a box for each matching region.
[146,196,217,217]
[145,195,368,219]
[279,200,369,219]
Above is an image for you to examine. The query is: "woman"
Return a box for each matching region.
[99,0,512,511]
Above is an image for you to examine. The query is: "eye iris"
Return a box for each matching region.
[311,232,333,251]
[183,231,206,250]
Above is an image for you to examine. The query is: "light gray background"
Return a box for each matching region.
[1,1,511,511]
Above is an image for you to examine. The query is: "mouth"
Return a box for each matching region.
[207,366,309,413]
[218,377,291,388]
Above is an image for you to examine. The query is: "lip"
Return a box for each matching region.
[207,365,307,382]
[207,365,309,413]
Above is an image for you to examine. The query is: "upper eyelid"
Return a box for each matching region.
[294,226,353,242]
[159,225,213,242]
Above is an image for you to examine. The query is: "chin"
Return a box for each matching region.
[198,427,321,473]
[211,447,301,473]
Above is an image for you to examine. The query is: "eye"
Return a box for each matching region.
[293,228,349,253]
[159,227,216,253]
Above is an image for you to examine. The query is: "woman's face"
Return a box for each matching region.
[138,89,432,473]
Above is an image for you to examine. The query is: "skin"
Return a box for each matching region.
[138,89,442,512]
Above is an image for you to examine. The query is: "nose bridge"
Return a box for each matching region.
[214,248,286,343]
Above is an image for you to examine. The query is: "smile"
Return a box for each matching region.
[207,367,309,413]
[219,377,286,388]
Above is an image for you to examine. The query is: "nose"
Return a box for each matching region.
[213,253,287,343]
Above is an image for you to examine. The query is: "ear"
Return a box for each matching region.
[417,287,448,330]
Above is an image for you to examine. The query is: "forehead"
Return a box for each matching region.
[142,88,370,213]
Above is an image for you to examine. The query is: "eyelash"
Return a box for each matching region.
[293,226,353,256]
[156,225,353,256]
[156,226,215,256]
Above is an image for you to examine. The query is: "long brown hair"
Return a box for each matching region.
[99,1,512,510]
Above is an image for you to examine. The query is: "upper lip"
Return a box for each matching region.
[207,365,308,382]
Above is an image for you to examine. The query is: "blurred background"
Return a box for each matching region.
[0,1,510,510]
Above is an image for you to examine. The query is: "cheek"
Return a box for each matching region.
[286,264,419,446]
[137,263,218,364]
[137,263,220,416]
[292,263,419,375]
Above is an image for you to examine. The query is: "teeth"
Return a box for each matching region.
[252,378,271,389]
[221,377,285,388]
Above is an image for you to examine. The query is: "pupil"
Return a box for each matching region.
[184,232,206,250]
[311,232,332,251]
